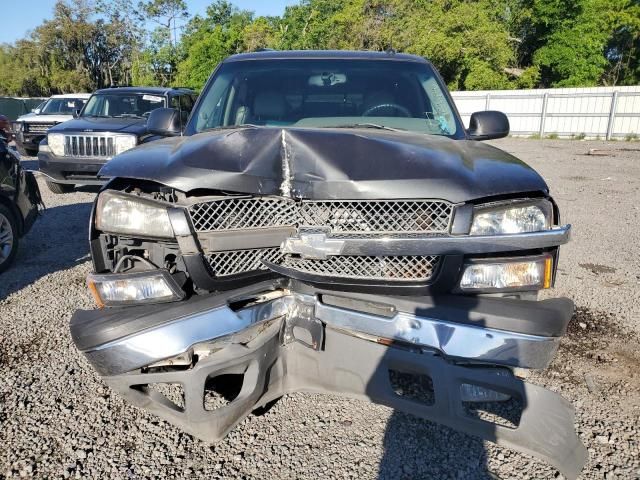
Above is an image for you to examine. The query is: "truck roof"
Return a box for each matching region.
[50,93,92,99]
[92,86,195,95]
[224,49,429,64]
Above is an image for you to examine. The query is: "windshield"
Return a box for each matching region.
[40,97,87,115]
[82,92,166,118]
[189,59,462,137]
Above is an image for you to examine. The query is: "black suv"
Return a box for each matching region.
[70,51,585,478]
[38,86,196,194]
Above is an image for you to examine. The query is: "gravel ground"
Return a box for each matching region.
[1,140,639,479]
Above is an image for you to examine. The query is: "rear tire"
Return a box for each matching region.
[46,180,75,194]
[0,204,19,273]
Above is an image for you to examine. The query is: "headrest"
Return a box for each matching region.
[253,91,287,119]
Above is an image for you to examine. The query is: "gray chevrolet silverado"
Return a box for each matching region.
[70,50,585,478]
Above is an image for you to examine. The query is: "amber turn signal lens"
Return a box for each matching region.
[543,256,553,289]
[87,278,105,309]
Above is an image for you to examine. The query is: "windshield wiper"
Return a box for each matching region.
[330,123,405,132]
[113,114,144,119]
[202,124,262,132]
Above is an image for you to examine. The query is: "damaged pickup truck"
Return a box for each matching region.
[70,50,586,478]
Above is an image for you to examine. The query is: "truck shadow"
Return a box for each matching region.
[372,289,523,479]
[0,201,93,301]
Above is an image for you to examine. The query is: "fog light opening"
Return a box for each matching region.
[203,373,245,411]
[389,369,435,406]
[461,384,522,429]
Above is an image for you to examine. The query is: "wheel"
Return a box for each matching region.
[17,145,38,157]
[46,180,75,194]
[0,204,18,273]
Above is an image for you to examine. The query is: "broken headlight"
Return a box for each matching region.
[95,190,174,239]
[470,200,552,236]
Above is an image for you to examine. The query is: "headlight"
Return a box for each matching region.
[470,200,552,236]
[95,190,174,238]
[87,270,184,307]
[459,256,552,291]
[48,133,65,156]
[12,122,22,132]
[114,134,137,155]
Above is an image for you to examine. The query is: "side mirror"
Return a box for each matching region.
[73,110,80,118]
[32,108,41,114]
[467,111,509,141]
[147,108,181,137]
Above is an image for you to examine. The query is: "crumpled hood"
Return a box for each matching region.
[100,127,548,202]
[48,117,147,135]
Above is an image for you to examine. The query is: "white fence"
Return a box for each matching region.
[451,86,640,139]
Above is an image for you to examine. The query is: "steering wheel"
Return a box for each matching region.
[362,103,411,117]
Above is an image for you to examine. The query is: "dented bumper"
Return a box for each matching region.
[70,282,586,478]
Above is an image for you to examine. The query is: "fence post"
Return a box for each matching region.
[606,91,619,140]
[485,93,491,111]
[539,93,549,137]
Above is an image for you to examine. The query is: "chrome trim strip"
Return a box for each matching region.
[284,225,571,257]
[312,298,559,369]
[86,292,560,375]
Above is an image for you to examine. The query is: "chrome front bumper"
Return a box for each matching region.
[70,285,586,478]
[78,291,566,377]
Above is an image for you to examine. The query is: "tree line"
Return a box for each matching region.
[0,0,638,96]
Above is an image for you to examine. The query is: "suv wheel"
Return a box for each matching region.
[0,205,18,273]
[46,180,75,194]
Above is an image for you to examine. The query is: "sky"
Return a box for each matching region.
[0,0,300,44]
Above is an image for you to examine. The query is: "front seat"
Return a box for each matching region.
[252,91,288,125]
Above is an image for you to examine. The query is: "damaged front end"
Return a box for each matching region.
[71,176,586,478]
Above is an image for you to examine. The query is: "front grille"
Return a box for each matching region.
[190,198,453,234]
[25,123,54,133]
[282,255,439,281]
[191,197,452,282]
[205,247,284,277]
[64,135,115,158]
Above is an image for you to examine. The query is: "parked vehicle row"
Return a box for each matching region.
[38,86,196,193]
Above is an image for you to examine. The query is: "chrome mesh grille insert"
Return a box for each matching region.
[281,255,439,281]
[190,198,453,234]
[191,197,451,281]
[64,135,115,158]
[190,198,298,232]
[205,248,284,277]
[298,201,452,234]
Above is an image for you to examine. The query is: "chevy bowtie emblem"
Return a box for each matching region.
[281,233,345,260]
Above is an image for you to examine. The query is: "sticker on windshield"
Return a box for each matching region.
[142,95,164,103]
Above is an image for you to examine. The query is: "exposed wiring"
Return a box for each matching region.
[113,254,157,273]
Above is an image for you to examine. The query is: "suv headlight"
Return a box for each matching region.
[114,134,137,155]
[470,199,552,236]
[95,190,174,238]
[12,122,22,132]
[48,133,65,156]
